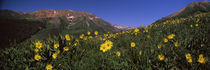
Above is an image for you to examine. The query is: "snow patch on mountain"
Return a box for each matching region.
[112,25,136,31]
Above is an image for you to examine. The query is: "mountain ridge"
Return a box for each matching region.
[0,9,120,48]
[153,1,210,24]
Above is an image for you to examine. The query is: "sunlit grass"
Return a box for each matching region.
[0,12,209,70]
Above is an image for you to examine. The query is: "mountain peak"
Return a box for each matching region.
[28,9,97,19]
[167,1,210,18]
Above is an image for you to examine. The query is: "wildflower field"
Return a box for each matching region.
[0,12,209,70]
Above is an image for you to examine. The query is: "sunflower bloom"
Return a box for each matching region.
[163,38,168,43]
[34,49,39,52]
[195,24,199,27]
[46,64,53,70]
[199,54,203,57]
[145,29,148,32]
[134,28,139,33]
[198,57,207,63]
[35,41,42,49]
[63,47,69,51]
[185,53,191,59]
[105,40,113,50]
[168,34,175,39]
[65,34,71,41]
[157,44,162,49]
[198,54,207,63]
[89,36,93,39]
[100,44,108,52]
[131,42,135,47]
[100,40,113,52]
[84,37,87,40]
[158,54,164,61]
[80,34,84,39]
[103,38,106,41]
[95,31,98,36]
[116,51,120,56]
[52,53,57,59]
[174,41,178,47]
[57,50,60,54]
[190,25,193,28]
[74,43,77,46]
[139,51,142,55]
[54,43,59,49]
[87,31,91,35]
[188,58,192,63]
[34,54,41,61]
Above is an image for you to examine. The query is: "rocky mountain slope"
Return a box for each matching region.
[154,1,210,24]
[0,9,120,48]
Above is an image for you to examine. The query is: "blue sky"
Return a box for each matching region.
[0,0,208,27]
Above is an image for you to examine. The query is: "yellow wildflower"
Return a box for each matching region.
[198,57,207,63]
[174,41,178,47]
[199,54,203,57]
[100,40,113,52]
[54,43,59,49]
[185,53,191,59]
[157,44,162,49]
[134,28,139,33]
[103,38,106,41]
[84,37,87,40]
[116,51,120,56]
[94,31,98,36]
[198,54,207,63]
[34,54,41,61]
[35,41,42,49]
[52,53,57,59]
[57,50,60,54]
[76,39,79,42]
[163,38,168,43]
[100,44,108,52]
[188,58,192,63]
[65,34,70,41]
[34,48,39,52]
[190,25,193,28]
[158,54,164,61]
[46,64,53,70]
[195,24,199,27]
[145,29,148,32]
[105,40,113,50]
[80,34,84,39]
[88,36,93,39]
[87,31,91,35]
[168,34,175,39]
[74,43,77,46]
[63,46,69,51]
[130,42,135,47]
[139,51,142,55]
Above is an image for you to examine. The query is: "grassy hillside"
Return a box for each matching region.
[0,12,209,70]
[0,18,45,48]
[0,9,119,48]
[154,1,210,24]
[30,16,118,40]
